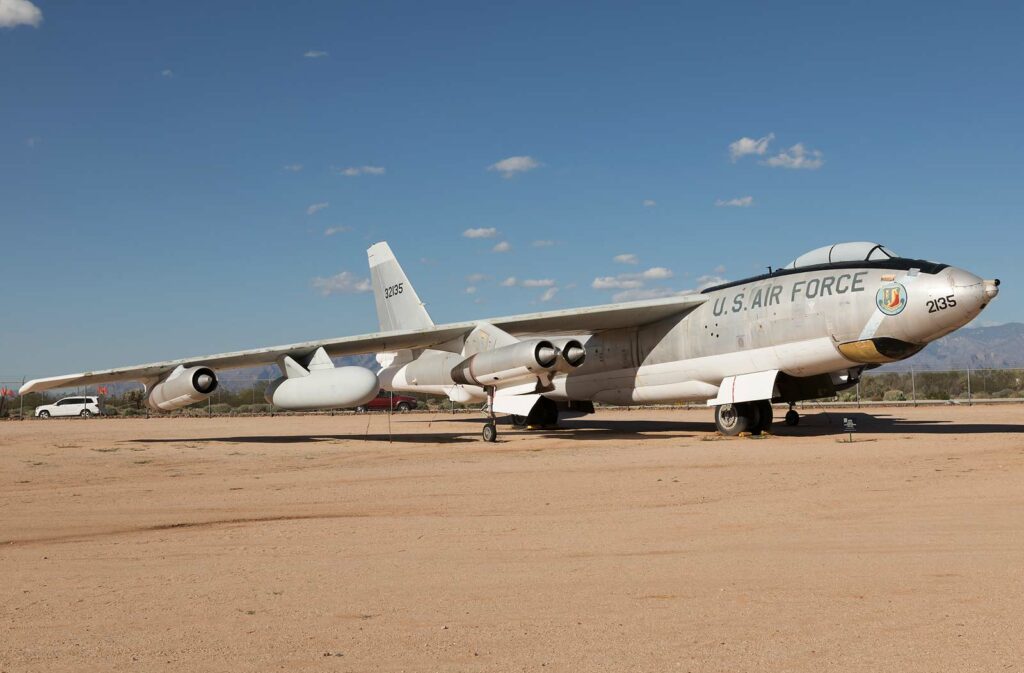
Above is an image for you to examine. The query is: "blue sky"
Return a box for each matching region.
[1,0,1021,377]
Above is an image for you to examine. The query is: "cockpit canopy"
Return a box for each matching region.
[782,242,899,270]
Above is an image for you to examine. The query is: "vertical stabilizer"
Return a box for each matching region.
[367,242,434,332]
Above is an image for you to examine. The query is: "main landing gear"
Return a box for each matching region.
[714,400,774,436]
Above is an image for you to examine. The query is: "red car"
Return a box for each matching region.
[354,391,418,413]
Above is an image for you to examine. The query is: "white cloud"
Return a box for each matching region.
[642,199,656,207]
[714,264,726,274]
[697,274,728,289]
[715,196,754,208]
[463,227,498,239]
[539,287,558,302]
[283,164,303,172]
[0,0,42,28]
[729,133,774,161]
[311,271,372,295]
[323,226,348,236]
[592,276,644,290]
[642,267,673,280]
[593,266,674,295]
[501,277,555,289]
[338,165,386,176]
[488,155,540,178]
[161,69,174,78]
[25,136,39,148]
[466,273,489,283]
[306,202,329,215]
[611,287,680,302]
[492,241,511,253]
[762,143,824,170]
[614,253,639,265]
[465,286,477,294]
[304,50,328,58]
[532,239,556,248]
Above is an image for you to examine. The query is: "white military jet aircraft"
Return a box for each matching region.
[22,241,999,440]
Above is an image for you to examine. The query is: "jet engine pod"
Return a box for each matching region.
[147,365,219,411]
[265,366,380,411]
[450,339,558,387]
[557,339,586,369]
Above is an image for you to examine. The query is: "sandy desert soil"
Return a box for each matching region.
[1,406,1023,672]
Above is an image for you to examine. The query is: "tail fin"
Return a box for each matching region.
[367,242,434,332]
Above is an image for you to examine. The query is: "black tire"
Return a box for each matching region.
[482,423,497,442]
[714,402,758,436]
[355,405,367,414]
[80,410,92,418]
[755,400,774,433]
[396,402,411,412]
[785,409,800,426]
[38,410,50,419]
[510,414,528,428]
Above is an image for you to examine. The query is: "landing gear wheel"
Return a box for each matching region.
[715,402,758,436]
[526,397,560,428]
[510,415,528,428]
[785,408,800,426]
[80,410,92,418]
[754,400,774,434]
[482,423,497,442]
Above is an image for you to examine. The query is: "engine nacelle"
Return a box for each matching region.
[450,339,558,387]
[555,339,586,371]
[265,366,379,411]
[147,366,219,411]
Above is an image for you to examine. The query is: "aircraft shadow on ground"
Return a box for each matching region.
[767,410,1024,436]
[125,411,1022,446]
[127,432,478,445]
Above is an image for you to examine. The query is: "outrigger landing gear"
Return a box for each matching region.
[785,404,800,427]
[482,386,498,442]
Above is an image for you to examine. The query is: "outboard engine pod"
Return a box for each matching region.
[147,365,219,411]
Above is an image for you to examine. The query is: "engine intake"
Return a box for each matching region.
[557,339,586,370]
[147,366,219,411]
[451,340,558,387]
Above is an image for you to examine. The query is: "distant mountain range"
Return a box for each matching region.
[892,322,1024,371]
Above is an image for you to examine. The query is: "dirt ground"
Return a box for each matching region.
[1,406,1023,672]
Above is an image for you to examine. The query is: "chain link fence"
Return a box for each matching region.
[3,366,1024,419]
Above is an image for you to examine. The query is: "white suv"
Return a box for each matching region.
[35,396,105,419]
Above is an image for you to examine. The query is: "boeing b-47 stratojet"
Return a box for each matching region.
[22,241,999,440]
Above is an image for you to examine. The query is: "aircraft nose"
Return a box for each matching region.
[918,266,998,341]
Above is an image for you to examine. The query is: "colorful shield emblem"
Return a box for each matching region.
[876,282,908,316]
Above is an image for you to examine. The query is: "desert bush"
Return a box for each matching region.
[883,389,906,402]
